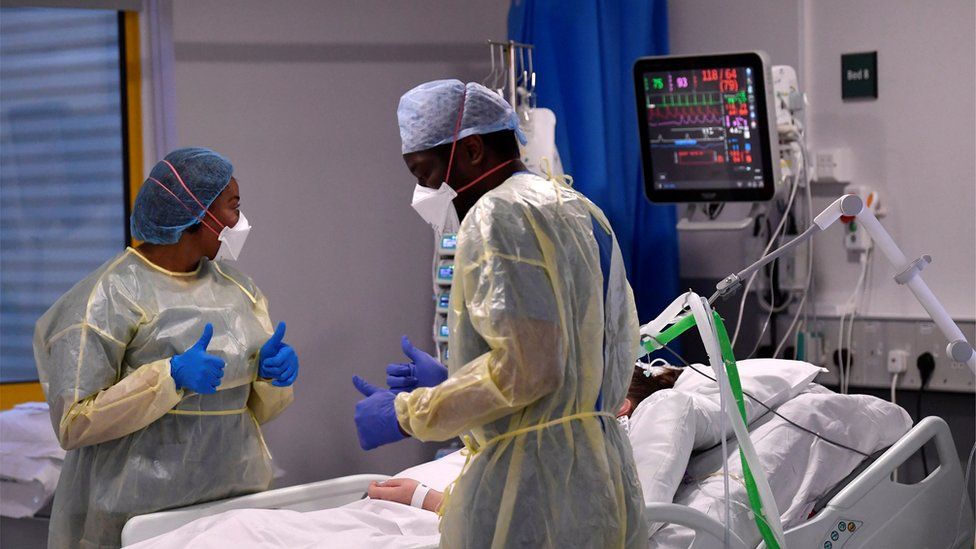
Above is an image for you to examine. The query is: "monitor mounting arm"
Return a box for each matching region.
[710,194,976,374]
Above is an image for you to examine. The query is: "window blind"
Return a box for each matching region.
[1,7,126,382]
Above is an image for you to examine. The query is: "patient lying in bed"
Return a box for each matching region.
[362,364,684,512]
[367,358,847,514]
[127,360,911,548]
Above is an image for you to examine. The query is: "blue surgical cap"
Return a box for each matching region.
[131,147,234,244]
[398,79,528,154]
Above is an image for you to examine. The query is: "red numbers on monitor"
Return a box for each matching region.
[719,68,739,93]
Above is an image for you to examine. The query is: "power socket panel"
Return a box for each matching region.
[787,317,975,393]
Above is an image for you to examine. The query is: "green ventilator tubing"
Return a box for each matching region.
[640,311,781,549]
[640,314,697,355]
[715,314,780,549]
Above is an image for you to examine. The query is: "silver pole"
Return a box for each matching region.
[507,41,517,108]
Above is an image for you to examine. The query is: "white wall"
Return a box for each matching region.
[671,0,976,320]
[804,0,975,319]
[170,0,508,487]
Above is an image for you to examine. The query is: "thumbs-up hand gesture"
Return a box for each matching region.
[351,376,405,451]
[384,336,448,393]
[170,324,226,394]
[258,322,299,387]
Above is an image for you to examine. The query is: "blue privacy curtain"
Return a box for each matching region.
[508,0,678,323]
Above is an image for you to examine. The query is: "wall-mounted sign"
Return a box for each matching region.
[842,51,878,100]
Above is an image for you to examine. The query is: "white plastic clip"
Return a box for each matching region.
[893,254,931,285]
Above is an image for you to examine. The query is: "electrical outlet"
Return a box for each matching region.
[814,148,852,183]
[887,349,909,374]
[787,317,975,392]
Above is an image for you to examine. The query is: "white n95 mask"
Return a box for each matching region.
[411,183,460,235]
[408,157,517,235]
[215,212,251,261]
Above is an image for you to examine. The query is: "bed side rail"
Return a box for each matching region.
[121,473,390,546]
[828,416,958,509]
[774,416,974,548]
[645,502,750,549]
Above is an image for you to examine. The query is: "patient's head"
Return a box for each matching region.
[617,366,682,418]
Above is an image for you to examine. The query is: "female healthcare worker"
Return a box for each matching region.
[33,148,300,548]
[352,81,648,548]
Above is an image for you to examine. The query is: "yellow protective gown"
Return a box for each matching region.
[33,247,293,549]
[395,173,647,548]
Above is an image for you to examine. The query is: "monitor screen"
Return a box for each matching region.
[634,52,778,203]
[440,234,457,250]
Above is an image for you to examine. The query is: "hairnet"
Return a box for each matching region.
[131,147,234,244]
[398,79,528,154]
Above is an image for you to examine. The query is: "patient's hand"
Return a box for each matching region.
[367,478,443,512]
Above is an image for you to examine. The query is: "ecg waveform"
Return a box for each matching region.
[647,105,724,126]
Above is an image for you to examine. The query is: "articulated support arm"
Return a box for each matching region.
[852,200,975,373]
[708,194,976,375]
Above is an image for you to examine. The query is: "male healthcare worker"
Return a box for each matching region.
[352,81,648,548]
[33,148,300,548]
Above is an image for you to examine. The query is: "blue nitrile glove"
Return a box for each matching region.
[258,322,300,387]
[385,336,448,393]
[170,324,225,394]
[352,376,406,450]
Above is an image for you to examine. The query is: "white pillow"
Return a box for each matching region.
[674,358,824,414]
[628,389,697,534]
[629,390,696,499]
[627,358,824,516]
[673,358,824,448]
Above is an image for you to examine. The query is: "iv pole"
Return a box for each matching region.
[486,40,534,109]
[709,194,976,375]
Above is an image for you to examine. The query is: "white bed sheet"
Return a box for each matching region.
[0,402,65,518]
[127,499,439,549]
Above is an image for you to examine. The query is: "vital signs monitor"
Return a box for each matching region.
[634,52,780,203]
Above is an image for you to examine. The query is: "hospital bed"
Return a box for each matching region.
[121,474,390,545]
[645,416,974,549]
[121,416,974,548]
